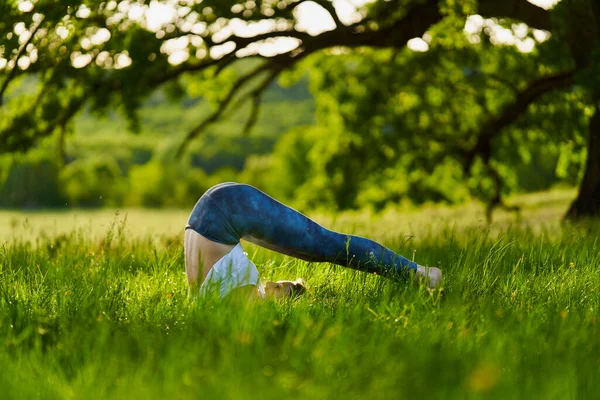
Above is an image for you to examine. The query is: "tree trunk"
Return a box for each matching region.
[565,105,600,219]
[560,0,600,218]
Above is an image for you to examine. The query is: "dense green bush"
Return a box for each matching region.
[237,154,275,194]
[265,126,472,212]
[125,161,234,208]
[0,125,578,211]
[265,126,338,211]
[0,151,65,208]
[60,157,126,207]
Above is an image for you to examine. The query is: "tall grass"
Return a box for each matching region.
[1,203,599,399]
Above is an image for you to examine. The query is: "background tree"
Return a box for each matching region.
[0,0,597,217]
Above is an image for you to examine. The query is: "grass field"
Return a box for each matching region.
[1,189,599,399]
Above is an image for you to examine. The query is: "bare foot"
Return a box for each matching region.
[415,266,443,289]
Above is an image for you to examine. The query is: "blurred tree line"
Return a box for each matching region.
[0,77,581,211]
[0,0,598,217]
[0,76,316,208]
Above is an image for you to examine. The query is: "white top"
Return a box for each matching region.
[198,243,265,299]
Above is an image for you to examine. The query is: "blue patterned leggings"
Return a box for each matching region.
[185,183,417,278]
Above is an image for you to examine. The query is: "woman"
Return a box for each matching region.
[184,182,442,300]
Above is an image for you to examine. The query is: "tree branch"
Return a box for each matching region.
[175,62,273,157]
[360,0,553,49]
[241,66,287,135]
[478,0,552,30]
[150,29,312,88]
[485,73,519,94]
[0,93,87,153]
[171,1,441,154]
[464,69,576,172]
[175,50,307,156]
[212,29,313,47]
[0,15,44,106]
[0,0,558,155]
[57,120,68,166]
[169,0,554,155]
[314,0,343,28]
[484,161,521,223]
[352,0,441,49]
[150,51,245,88]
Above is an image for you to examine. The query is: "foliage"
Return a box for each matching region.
[126,161,203,207]
[0,0,599,216]
[0,150,65,208]
[60,156,125,207]
[287,25,586,209]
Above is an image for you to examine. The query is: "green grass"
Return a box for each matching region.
[1,190,599,399]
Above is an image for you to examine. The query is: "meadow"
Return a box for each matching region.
[1,189,599,399]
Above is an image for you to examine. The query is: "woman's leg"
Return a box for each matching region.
[184,229,304,299]
[207,184,436,282]
[184,229,235,290]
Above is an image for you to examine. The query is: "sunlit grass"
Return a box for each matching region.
[1,187,598,399]
[0,187,577,243]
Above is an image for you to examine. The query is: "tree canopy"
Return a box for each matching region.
[1,0,599,217]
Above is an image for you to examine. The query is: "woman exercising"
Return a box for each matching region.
[184,182,442,300]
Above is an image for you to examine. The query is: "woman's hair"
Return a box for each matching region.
[289,278,306,296]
